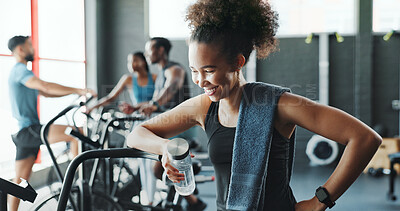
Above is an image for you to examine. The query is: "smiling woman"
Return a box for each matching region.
[188,42,246,104]
[126,0,381,211]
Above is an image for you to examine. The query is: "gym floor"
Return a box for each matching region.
[18,158,400,210]
[194,159,400,211]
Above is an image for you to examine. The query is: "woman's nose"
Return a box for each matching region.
[197,73,208,88]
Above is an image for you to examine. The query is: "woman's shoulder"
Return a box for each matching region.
[122,73,133,80]
[121,73,133,84]
[177,94,212,128]
[181,94,212,110]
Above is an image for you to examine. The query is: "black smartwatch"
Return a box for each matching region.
[315,186,335,209]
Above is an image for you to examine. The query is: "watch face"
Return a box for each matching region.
[316,189,328,200]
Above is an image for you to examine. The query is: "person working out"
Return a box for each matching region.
[7,35,96,211]
[86,51,159,205]
[126,0,382,210]
[119,37,190,116]
[120,38,206,211]
[87,51,156,113]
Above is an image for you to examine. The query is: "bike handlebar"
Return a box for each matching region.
[0,178,37,204]
[65,127,100,148]
[39,96,95,183]
[98,116,146,148]
[57,148,158,211]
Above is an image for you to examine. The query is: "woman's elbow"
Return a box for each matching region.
[366,132,382,150]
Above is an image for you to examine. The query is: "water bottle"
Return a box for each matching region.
[166,138,196,196]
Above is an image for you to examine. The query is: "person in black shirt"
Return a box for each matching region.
[126,1,381,210]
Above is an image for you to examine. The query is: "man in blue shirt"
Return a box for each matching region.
[7,35,96,211]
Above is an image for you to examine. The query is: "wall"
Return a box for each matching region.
[96,0,147,99]
[373,35,400,137]
[258,35,400,163]
[258,37,319,163]
[94,1,400,163]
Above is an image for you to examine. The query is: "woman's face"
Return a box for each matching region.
[189,41,238,102]
[127,54,146,73]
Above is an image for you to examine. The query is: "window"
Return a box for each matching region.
[0,0,86,178]
[373,0,400,32]
[0,0,31,177]
[269,0,356,36]
[149,0,196,39]
[37,0,86,124]
[148,0,356,38]
[0,0,31,54]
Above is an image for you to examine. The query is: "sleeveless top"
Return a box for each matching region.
[132,73,155,103]
[154,61,190,109]
[205,101,296,211]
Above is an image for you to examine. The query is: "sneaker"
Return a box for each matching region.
[186,198,207,211]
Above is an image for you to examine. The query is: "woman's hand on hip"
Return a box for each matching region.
[295,197,327,211]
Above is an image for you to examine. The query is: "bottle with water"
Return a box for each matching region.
[167,138,196,196]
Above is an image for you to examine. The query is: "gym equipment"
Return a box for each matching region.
[388,152,400,201]
[35,100,213,210]
[367,167,390,178]
[306,135,339,166]
[0,177,37,211]
[32,96,127,210]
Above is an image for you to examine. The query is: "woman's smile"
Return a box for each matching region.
[204,86,219,96]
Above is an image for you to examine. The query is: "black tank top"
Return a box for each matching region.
[154,61,190,109]
[205,102,296,211]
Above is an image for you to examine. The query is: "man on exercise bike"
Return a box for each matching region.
[7,35,96,211]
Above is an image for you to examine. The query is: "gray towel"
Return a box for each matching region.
[226,82,291,211]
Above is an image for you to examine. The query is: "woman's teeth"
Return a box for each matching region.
[204,87,217,95]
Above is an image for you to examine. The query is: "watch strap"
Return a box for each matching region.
[316,186,335,209]
[322,197,335,209]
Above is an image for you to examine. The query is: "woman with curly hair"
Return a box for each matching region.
[127,0,381,210]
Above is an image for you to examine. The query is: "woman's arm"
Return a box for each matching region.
[87,74,131,113]
[126,94,210,183]
[276,92,382,210]
[127,94,210,154]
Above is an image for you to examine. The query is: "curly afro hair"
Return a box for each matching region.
[186,0,279,65]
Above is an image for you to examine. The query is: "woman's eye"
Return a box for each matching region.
[205,70,214,73]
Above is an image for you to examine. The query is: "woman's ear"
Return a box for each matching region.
[236,54,246,70]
